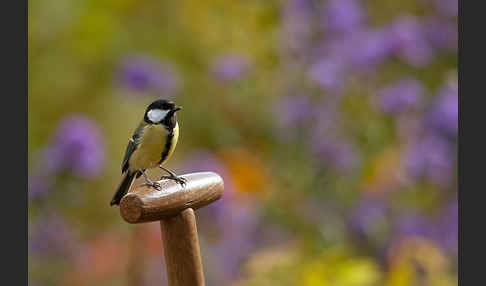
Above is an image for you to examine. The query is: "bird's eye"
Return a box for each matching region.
[147,109,169,123]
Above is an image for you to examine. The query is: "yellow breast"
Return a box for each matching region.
[129,124,169,170]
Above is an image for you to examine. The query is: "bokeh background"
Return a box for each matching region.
[28,0,458,285]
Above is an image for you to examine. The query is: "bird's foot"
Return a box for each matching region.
[140,180,162,191]
[160,175,187,187]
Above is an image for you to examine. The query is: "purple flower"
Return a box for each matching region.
[395,212,435,239]
[436,200,458,252]
[309,58,345,91]
[214,204,258,283]
[311,137,359,172]
[285,0,313,17]
[29,214,73,256]
[274,95,314,130]
[211,55,250,82]
[389,16,433,67]
[118,55,179,94]
[395,204,457,253]
[350,196,388,235]
[204,201,258,284]
[376,79,424,114]
[44,115,105,178]
[308,102,356,172]
[322,0,364,34]
[28,172,51,200]
[425,18,457,52]
[403,135,455,185]
[427,82,458,136]
[348,28,394,69]
[310,28,393,76]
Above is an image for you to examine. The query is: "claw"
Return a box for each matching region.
[139,169,161,190]
[161,175,187,188]
[140,181,162,191]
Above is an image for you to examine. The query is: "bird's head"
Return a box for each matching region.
[144,99,182,129]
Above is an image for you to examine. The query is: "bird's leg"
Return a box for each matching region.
[159,165,178,177]
[159,165,187,187]
[140,169,161,190]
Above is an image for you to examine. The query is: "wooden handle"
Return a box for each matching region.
[161,208,205,286]
[119,172,224,223]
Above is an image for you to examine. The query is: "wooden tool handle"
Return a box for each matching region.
[118,171,224,286]
[119,172,224,223]
[161,208,205,286]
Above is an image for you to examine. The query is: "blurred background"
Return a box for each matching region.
[28,0,457,285]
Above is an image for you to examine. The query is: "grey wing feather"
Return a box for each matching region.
[121,123,145,173]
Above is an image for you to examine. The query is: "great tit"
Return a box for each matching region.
[110,99,185,206]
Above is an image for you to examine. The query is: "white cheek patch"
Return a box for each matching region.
[147,109,169,123]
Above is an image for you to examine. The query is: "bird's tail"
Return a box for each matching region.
[110,172,136,206]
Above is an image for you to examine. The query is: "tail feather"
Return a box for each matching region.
[110,172,136,206]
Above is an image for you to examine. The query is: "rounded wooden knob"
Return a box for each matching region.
[119,172,224,223]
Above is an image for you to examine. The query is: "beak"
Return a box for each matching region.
[173,106,182,112]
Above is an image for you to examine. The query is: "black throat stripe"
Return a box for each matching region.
[159,131,174,164]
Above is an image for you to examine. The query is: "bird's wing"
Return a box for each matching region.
[121,123,146,173]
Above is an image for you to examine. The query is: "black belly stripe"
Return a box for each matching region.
[159,131,174,164]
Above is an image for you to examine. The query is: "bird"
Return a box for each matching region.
[110,99,186,206]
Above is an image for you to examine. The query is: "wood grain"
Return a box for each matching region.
[160,208,205,286]
[119,172,224,223]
